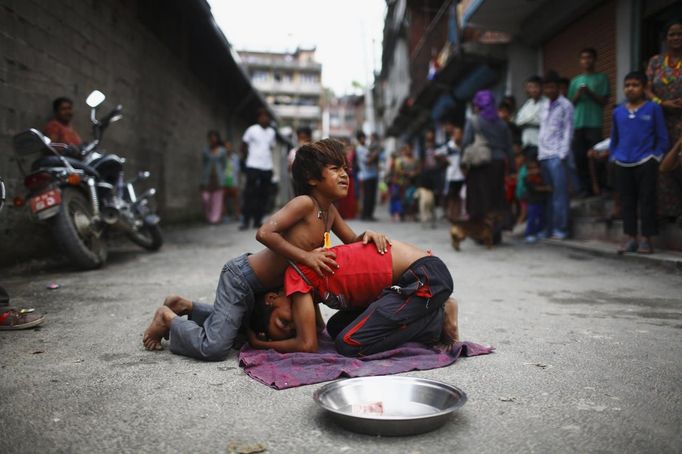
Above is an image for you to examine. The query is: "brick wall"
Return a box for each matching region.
[0,0,251,266]
[542,0,617,137]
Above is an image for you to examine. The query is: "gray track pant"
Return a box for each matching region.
[168,254,265,361]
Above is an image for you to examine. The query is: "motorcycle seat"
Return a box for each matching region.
[31,155,100,178]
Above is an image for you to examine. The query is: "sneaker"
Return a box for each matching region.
[525,235,537,244]
[637,239,654,254]
[550,230,567,240]
[0,308,45,330]
[617,239,638,255]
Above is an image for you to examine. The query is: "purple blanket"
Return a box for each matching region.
[239,334,493,390]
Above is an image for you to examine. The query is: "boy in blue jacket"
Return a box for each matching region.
[610,71,669,254]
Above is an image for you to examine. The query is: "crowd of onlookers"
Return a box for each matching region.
[335,21,680,255]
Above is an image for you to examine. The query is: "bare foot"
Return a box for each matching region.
[440,297,459,349]
[163,295,192,316]
[143,306,176,351]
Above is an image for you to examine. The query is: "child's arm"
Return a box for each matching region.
[330,205,391,254]
[660,137,682,173]
[256,196,338,276]
[248,292,319,353]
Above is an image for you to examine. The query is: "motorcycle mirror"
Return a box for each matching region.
[86,90,106,108]
[110,114,122,123]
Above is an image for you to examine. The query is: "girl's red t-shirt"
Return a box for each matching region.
[284,242,393,310]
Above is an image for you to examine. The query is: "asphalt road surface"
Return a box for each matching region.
[1,218,680,453]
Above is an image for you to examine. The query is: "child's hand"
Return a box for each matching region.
[302,248,338,277]
[362,230,391,255]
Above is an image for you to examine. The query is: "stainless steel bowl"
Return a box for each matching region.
[313,376,467,436]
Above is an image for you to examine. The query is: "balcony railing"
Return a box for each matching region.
[252,80,322,96]
[273,104,321,119]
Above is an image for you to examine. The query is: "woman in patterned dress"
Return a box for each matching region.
[647,20,682,221]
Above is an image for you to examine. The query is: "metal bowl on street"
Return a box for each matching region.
[313,376,467,436]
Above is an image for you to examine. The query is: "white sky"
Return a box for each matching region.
[207,0,386,95]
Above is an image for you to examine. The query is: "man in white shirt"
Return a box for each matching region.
[240,108,276,230]
[515,75,544,155]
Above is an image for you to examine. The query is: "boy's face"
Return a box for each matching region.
[498,107,510,121]
[579,52,595,71]
[526,82,541,99]
[266,292,296,341]
[56,102,74,123]
[309,164,349,199]
[527,161,540,174]
[452,127,463,144]
[543,82,559,101]
[558,83,568,97]
[297,133,311,145]
[624,78,644,103]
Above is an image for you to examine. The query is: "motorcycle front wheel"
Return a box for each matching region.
[127,224,163,251]
[50,188,107,269]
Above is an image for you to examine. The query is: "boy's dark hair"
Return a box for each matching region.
[356,130,366,140]
[256,107,269,119]
[526,75,542,85]
[543,70,561,85]
[296,126,312,138]
[52,97,73,113]
[249,292,273,340]
[624,70,647,86]
[291,138,347,196]
[498,100,513,111]
[580,47,597,59]
[207,129,222,142]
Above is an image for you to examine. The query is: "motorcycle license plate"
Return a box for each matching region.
[29,189,62,214]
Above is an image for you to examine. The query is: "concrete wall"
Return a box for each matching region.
[0,0,252,267]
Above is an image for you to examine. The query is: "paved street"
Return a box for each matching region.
[1,218,681,454]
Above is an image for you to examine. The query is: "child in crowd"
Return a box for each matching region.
[443,124,465,221]
[222,141,240,222]
[524,156,552,243]
[247,240,459,357]
[610,71,669,254]
[142,139,389,359]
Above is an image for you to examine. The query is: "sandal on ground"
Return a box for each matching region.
[0,308,45,330]
[617,239,638,255]
[637,240,654,254]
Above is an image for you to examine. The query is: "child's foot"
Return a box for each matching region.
[637,238,654,254]
[163,295,192,316]
[440,297,459,349]
[143,306,176,351]
[617,239,638,255]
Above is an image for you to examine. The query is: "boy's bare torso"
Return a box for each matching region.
[248,201,334,289]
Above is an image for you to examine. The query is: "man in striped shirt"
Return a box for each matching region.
[538,71,574,240]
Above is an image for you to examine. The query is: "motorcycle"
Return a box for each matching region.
[11,90,162,270]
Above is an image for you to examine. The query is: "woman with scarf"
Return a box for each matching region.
[461,90,514,243]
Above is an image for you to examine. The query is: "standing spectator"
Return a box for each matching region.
[287,126,312,170]
[240,108,276,230]
[222,140,240,223]
[647,19,682,224]
[523,155,552,243]
[558,78,571,98]
[568,48,610,196]
[44,97,82,156]
[611,71,669,254]
[416,129,445,228]
[443,124,465,221]
[335,138,358,220]
[201,130,227,225]
[516,76,544,156]
[356,130,379,221]
[462,90,514,242]
[538,71,574,240]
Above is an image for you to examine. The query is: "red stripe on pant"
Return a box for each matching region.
[342,309,375,347]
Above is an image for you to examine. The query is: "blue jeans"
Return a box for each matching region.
[169,254,266,361]
[525,203,545,237]
[540,157,569,235]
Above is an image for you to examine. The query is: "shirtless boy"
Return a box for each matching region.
[247,240,459,357]
[142,139,389,360]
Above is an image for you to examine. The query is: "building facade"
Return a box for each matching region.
[239,48,323,138]
[326,94,366,140]
[0,0,279,266]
